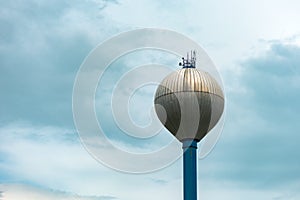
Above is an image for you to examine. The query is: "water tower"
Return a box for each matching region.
[154,51,224,200]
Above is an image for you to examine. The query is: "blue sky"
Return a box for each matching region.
[1,0,300,199]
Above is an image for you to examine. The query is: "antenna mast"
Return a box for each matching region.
[179,50,196,68]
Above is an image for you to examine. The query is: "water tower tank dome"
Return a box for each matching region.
[154,68,224,142]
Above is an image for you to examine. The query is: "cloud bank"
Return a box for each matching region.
[0,184,117,200]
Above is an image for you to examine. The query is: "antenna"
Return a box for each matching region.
[179,50,196,68]
[192,50,196,67]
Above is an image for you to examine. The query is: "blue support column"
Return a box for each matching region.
[182,139,198,200]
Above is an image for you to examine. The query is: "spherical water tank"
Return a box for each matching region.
[154,67,224,142]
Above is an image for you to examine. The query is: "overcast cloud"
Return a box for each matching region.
[1,0,300,199]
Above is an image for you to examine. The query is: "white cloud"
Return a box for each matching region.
[0,122,182,199]
[0,122,112,195]
[101,0,300,71]
[0,184,117,200]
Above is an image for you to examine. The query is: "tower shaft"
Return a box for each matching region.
[182,139,198,200]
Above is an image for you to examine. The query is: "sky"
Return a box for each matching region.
[1,0,300,199]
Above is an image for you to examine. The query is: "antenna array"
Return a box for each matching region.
[179,50,196,68]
